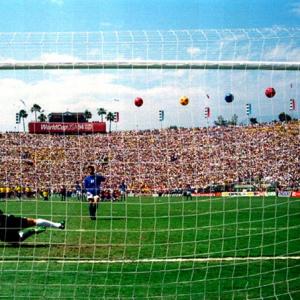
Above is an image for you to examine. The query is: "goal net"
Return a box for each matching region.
[0,28,299,299]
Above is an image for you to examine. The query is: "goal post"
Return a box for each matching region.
[0,60,300,70]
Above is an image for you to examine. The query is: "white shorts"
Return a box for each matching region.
[86,192,100,202]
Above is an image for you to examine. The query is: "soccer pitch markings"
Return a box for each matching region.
[0,195,299,260]
[2,256,300,264]
[0,196,299,299]
[59,225,299,232]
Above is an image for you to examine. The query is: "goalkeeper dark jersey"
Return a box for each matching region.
[0,213,30,242]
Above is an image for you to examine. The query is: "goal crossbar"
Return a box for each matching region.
[0,60,299,71]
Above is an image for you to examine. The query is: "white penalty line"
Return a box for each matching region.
[2,256,300,264]
[70,226,298,232]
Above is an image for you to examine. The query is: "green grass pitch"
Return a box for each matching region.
[0,196,299,299]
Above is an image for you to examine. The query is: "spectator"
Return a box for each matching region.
[0,122,298,195]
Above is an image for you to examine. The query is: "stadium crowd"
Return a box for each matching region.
[0,122,299,198]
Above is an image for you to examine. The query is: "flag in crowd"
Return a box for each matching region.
[114,112,119,122]
[289,99,296,111]
[204,107,210,118]
[159,110,164,122]
[246,103,252,116]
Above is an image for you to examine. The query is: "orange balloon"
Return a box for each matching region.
[180,96,189,106]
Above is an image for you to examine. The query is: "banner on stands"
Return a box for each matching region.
[222,192,255,197]
[192,193,219,197]
[278,191,291,197]
[291,191,300,198]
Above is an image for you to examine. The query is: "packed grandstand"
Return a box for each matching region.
[0,121,299,199]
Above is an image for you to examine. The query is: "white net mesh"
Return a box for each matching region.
[0,28,299,299]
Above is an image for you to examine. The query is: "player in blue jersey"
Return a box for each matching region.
[83,165,106,220]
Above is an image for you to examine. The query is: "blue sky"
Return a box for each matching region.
[0,0,299,32]
[0,0,299,131]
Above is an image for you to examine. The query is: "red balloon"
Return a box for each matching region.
[265,87,276,98]
[134,97,143,107]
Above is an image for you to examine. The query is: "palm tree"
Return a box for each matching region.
[230,114,238,126]
[19,109,28,132]
[97,108,107,122]
[106,112,115,133]
[31,104,42,122]
[84,109,92,120]
[214,115,227,127]
[38,113,47,122]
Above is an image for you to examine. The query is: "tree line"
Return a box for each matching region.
[214,112,297,126]
[17,104,116,132]
[16,104,298,132]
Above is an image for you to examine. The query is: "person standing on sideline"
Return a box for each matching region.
[183,184,193,200]
[75,181,82,201]
[119,180,127,201]
[60,185,67,201]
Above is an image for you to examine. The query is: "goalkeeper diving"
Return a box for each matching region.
[0,209,65,244]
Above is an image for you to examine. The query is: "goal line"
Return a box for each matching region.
[2,256,300,264]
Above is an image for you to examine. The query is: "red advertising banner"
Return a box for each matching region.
[28,122,106,134]
[292,191,300,198]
